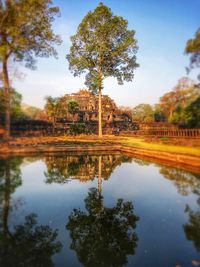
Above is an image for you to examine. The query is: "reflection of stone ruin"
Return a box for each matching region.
[57,89,132,133]
[44,154,132,184]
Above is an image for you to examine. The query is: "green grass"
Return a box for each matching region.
[119,136,200,156]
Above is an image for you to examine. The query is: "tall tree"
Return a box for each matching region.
[0,0,61,139]
[67,2,138,137]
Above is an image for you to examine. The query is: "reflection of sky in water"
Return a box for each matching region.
[2,155,200,267]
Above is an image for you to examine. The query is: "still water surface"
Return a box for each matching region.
[0,153,200,267]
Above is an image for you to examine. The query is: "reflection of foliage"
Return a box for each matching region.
[159,166,200,196]
[66,188,139,267]
[0,213,62,267]
[0,158,22,196]
[133,158,150,166]
[160,165,200,252]
[0,158,23,226]
[44,155,132,184]
[184,205,200,252]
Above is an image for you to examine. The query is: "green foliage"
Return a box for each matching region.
[67,100,79,123]
[185,28,200,79]
[0,0,61,67]
[159,77,200,125]
[67,2,138,136]
[184,96,200,128]
[44,96,59,122]
[67,2,138,89]
[66,187,139,267]
[132,104,154,123]
[68,100,79,114]
[0,0,61,137]
[69,123,86,135]
[0,88,24,123]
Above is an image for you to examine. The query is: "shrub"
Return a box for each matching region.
[69,123,86,135]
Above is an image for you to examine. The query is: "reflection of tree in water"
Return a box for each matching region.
[0,158,62,267]
[0,158,23,235]
[44,154,132,184]
[183,204,200,252]
[160,165,200,253]
[66,187,139,267]
[0,213,62,267]
[159,166,200,196]
[132,158,150,166]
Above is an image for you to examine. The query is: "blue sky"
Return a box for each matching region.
[13,0,200,108]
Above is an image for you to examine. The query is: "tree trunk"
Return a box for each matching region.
[2,57,10,140]
[3,160,11,236]
[169,108,173,122]
[98,156,102,194]
[98,87,102,137]
[53,117,55,135]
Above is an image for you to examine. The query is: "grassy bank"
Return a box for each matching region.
[1,135,200,157]
[0,135,200,172]
[118,136,200,157]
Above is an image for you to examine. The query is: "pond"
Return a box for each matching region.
[0,153,200,267]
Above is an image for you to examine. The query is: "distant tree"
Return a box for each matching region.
[67,2,138,137]
[0,88,24,123]
[159,77,199,123]
[159,91,178,122]
[153,104,166,122]
[21,105,43,120]
[44,96,59,133]
[185,28,200,80]
[0,0,61,139]
[184,96,200,128]
[67,100,79,124]
[132,104,154,123]
[173,77,197,108]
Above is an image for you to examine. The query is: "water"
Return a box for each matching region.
[0,153,199,267]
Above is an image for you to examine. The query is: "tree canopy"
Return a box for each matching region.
[132,104,154,123]
[158,77,199,126]
[0,0,61,68]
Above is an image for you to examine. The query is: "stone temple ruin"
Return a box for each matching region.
[57,89,133,133]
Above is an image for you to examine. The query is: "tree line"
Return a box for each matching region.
[131,77,200,128]
[0,1,199,138]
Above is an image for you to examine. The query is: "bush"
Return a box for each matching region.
[69,123,87,135]
[160,137,169,143]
